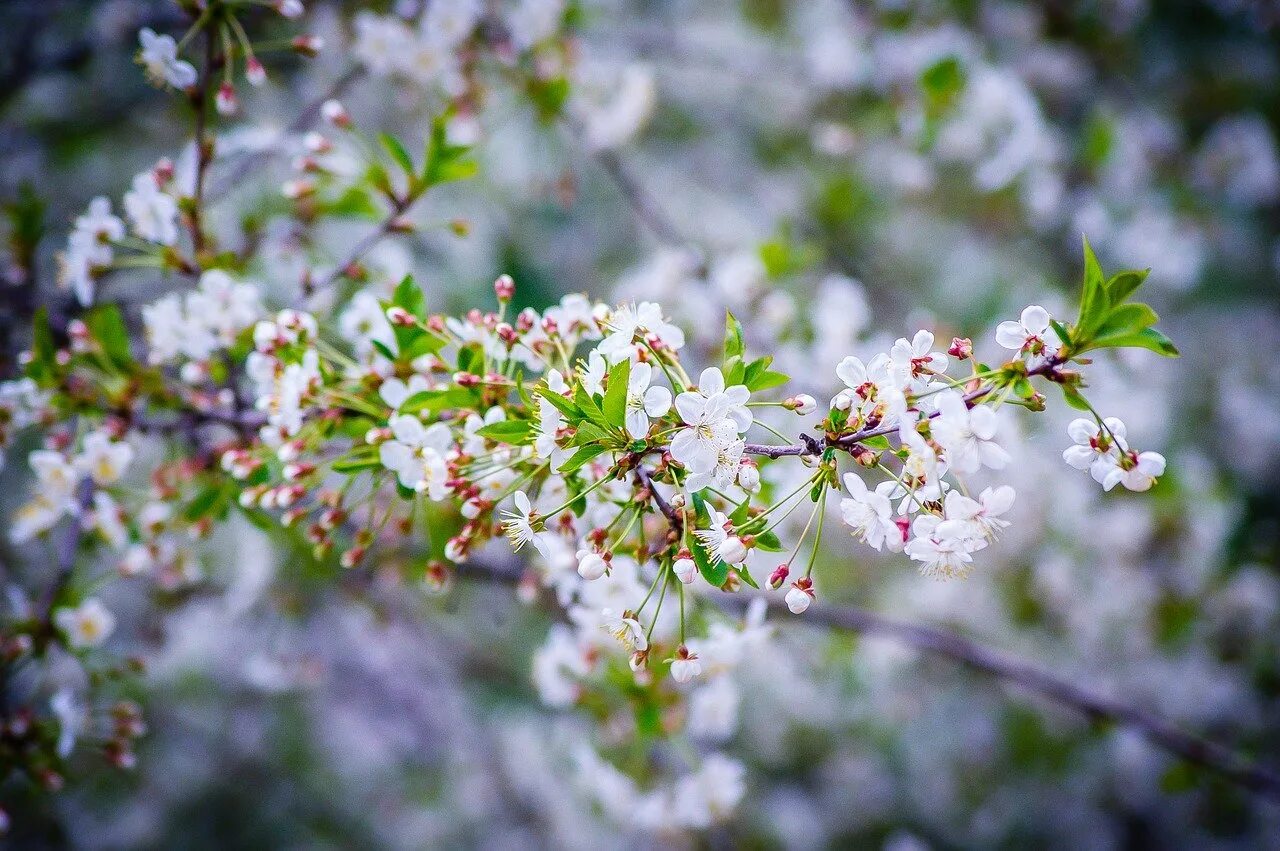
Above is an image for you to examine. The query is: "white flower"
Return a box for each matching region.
[75,430,134,485]
[87,491,128,550]
[694,510,747,566]
[340,291,397,358]
[671,368,751,474]
[834,353,893,414]
[379,373,431,410]
[996,304,1061,355]
[840,472,903,551]
[941,485,1016,542]
[673,555,697,584]
[501,491,553,558]
[889,330,948,388]
[186,270,262,345]
[672,755,746,828]
[931,390,1009,474]
[1062,417,1127,485]
[577,549,608,580]
[785,582,813,614]
[684,430,745,494]
[670,648,702,683]
[138,28,197,89]
[602,608,648,652]
[904,514,980,579]
[623,361,672,439]
[54,598,116,649]
[378,416,452,498]
[123,171,179,245]
[596,301,685,363]
[580,349,607,396]
[535,399,571,470]
[1108,450,1167,492]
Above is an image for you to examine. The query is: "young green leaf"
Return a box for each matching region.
[477,420,534,444]
[602,357,631,428]
[378,132,415,177]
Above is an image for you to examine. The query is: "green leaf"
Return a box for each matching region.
[399,387,476,414]
[754,530,783,552]
[690,492,729,587]
[736,563,760,589]
[456,343,482,375]
[602,357,631,428]
[421,113,477,188]
[379,132,415,176]
[1105,268,1149,307]
[84,304,133,367]
[1049,319,1074,350]
[558,444,607,474]
[1076,235,1109,340]
[27,307,56,386]
[537,386,579,420]
[392,275,427,320]
[477,419,533,445]
[370,338,397,362]
[1093,302,1158,340]
[332,454,383,473]
[745,368,789,392]
[1061,385,1092,412]
[723,311,745,361]
[1085,327,1179,358]
[573,382,608,427]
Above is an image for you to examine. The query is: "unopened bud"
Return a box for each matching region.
[215,83,238,116]
[948,337,973,359]
[321,99,350,128]
[291,34,324,56]
[768,564,790,589]
[494,274,515,302]
[246,57,267,87]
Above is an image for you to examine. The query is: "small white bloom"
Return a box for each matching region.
[931,390,1009,474]
[785,582,813,614]
[75,430,134,485]
[840,472,903,551]
[123,171,179,245]
[996,304,1061,355]
[501,491,553,558]
[138,28,197,89]
[1063,417,1127,485]
[670,649,702,684]
[623,361,672,439]
[602,609,648,652]
[596,301,685,363]
[54,598,116,649]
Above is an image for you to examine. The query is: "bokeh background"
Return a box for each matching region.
[3,0,1280,847]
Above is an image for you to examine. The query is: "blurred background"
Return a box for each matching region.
[2,0,1280,847]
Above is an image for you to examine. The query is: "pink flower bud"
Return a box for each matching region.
[768,564,790,589]
[246,57,266,87]
[321,99,350,128]
[215,83,238,116]
[494,274,515,301]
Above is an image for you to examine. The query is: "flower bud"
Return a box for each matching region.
[246,57,267,87]
[215,83,238,116]
[577,551,608,581]
[673,552,697,584]
[321,99,350,128]
[385,306,415,326]
[785,578,814,614]
[768,563,790,589]
[791,394,818,415]
[629,650,649,672]
[276,0,304,18]
[719,536,748,565]
[948,336,973,359]
[291,34,324,56]
[494,274,515,302]
[832,390,853,411]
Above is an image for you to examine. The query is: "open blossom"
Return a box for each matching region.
[379,373,431,411]
[670,646,702,683]
[684,430,746,494]
[1063,417,1127,485]
[889,330,948,389]
[54,598,116,649]
[75,430,134,486]
[603,609,648,652]
[671,368,752,476]
[123,171,179,245]
[996,304,1061,356]
[501,491,553,558]
[840,473,903,551]
[941,486,1016,542]
[137,28,197,89]
[1108,450,1167,492]
[931,390,1009,474]
[622,361,672,439]
[596,301,685,362]
[694,509,747,566]
[904,514,981,579]
[378,415,452,498]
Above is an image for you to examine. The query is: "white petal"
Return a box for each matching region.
[643,385,672,417]
[1020,305,1051,335]
[995,321,1027,349]
[1066,418,1098,445]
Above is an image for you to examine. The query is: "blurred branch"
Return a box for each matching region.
[454,555,1280,802]
[210,65,365,202]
